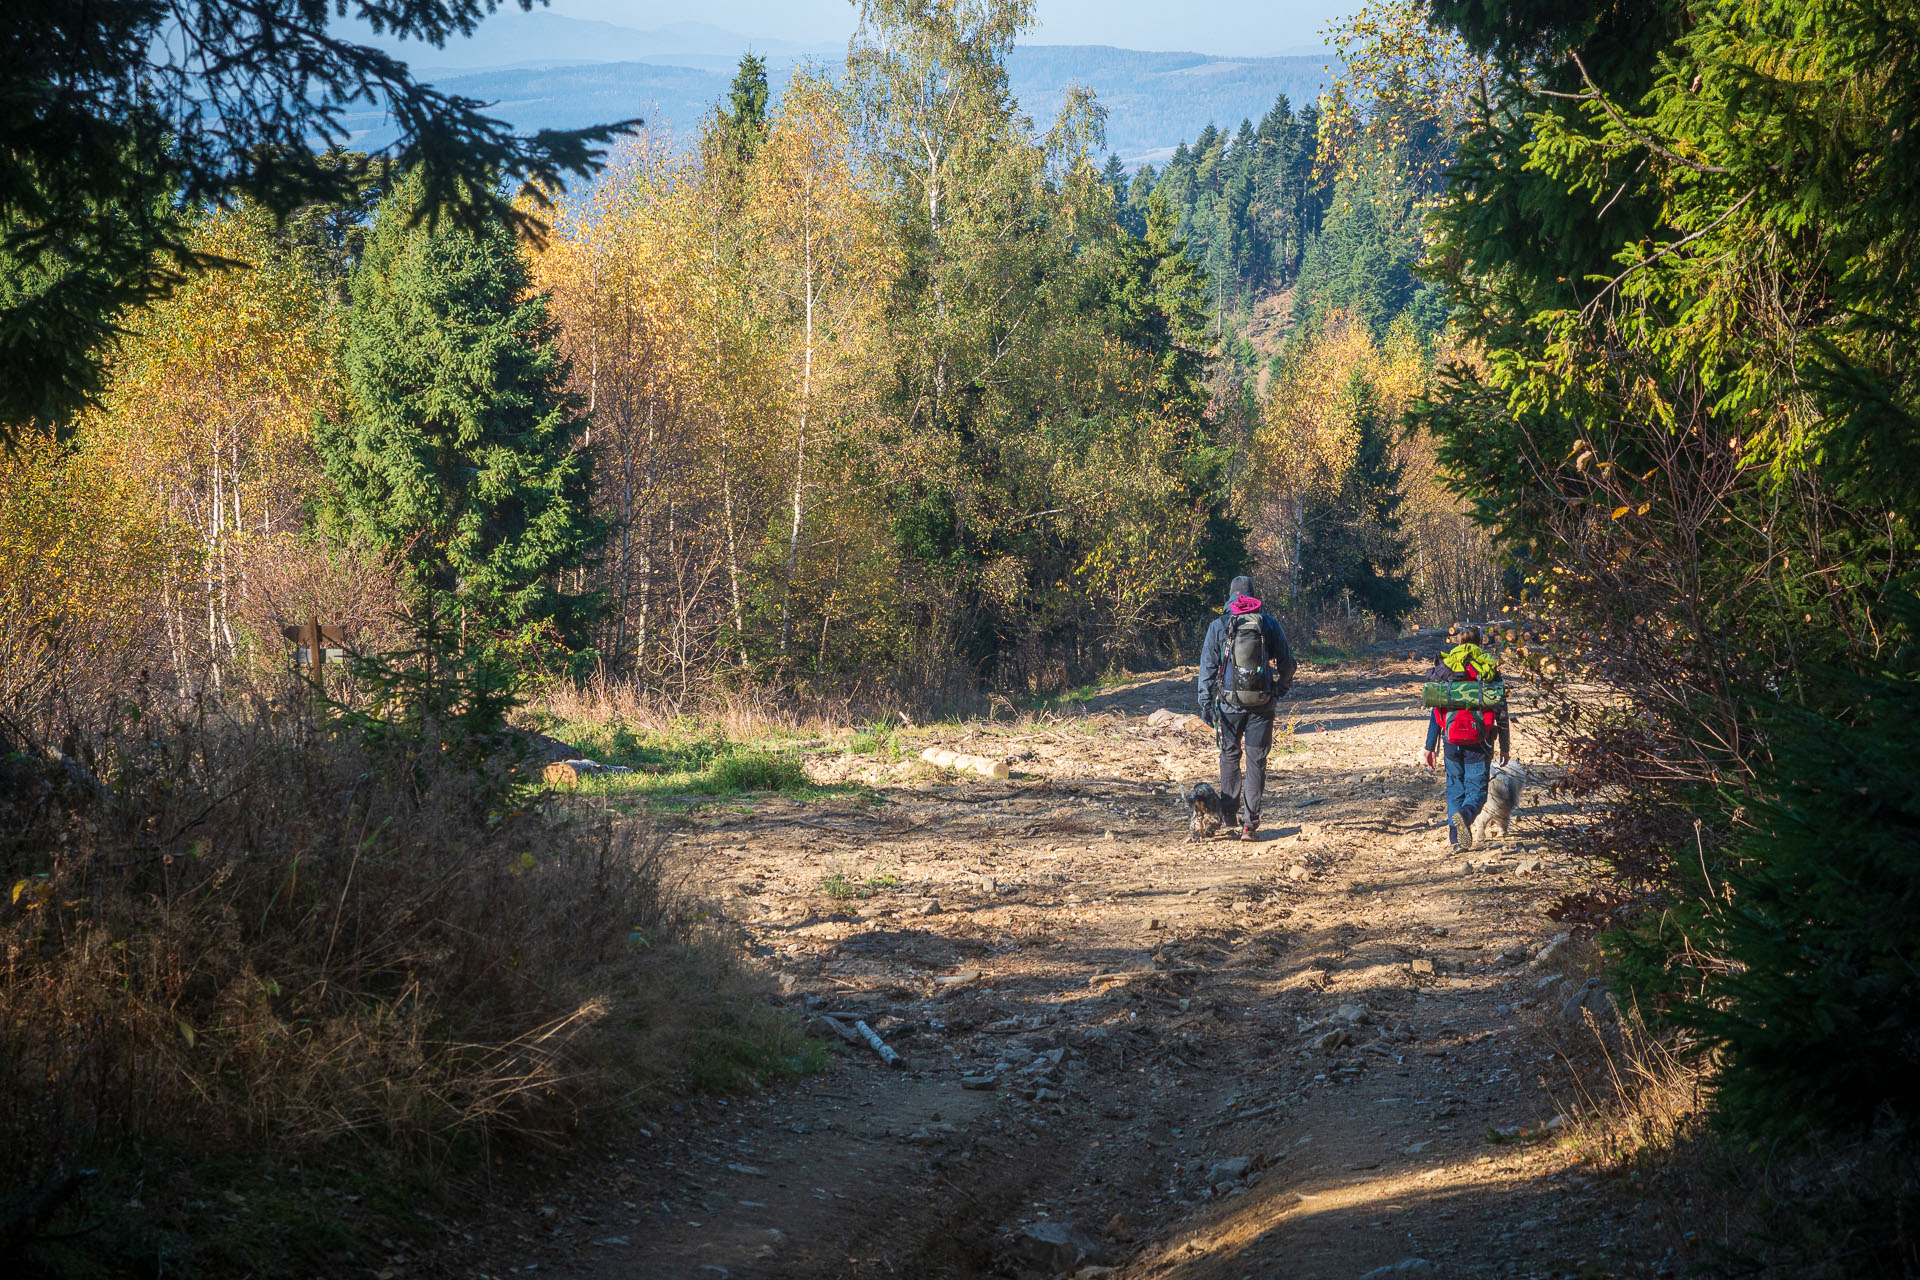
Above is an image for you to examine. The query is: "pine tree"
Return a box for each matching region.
[318,168,603,669]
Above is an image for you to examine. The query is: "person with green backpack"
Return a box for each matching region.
[1197,575,1297,841]
[1421,623,1511,850]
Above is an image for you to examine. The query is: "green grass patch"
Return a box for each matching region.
[575,747,870,806]
[820,871,900,900]
[701,749,807,793]
[1295,642,1354,665]
[611,937,830,1095]
[533,715,653,764]
[684,1000,831,1092]
[845,720,908,757]
[530,714,873,805]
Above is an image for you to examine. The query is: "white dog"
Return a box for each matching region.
[1477,765,1527,840]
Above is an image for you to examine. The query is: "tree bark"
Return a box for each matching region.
[779,194,817,658]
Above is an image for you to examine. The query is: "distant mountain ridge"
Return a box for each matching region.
[339,41,1334,166]
[1006,46,1332,164]
[356,13,841,72]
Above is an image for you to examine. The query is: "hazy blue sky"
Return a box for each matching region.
[546,1,1349,56]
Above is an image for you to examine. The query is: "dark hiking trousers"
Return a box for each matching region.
[1216,706,1275,827]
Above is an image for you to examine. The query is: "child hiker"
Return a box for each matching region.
[1423,623,1511,850]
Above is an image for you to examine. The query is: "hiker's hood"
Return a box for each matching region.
[1229,595,1263,615]
[1225,575,1255,611]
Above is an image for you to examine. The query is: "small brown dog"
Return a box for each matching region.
[1183,782,1224,841]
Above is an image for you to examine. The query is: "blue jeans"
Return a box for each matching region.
[1444,742,1491,844]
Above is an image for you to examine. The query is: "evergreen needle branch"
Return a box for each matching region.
[1579,189,1757,324]
[1550,52,1776,179]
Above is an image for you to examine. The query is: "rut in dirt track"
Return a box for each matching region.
[487,659,1661,1280]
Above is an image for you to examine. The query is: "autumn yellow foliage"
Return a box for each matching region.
[1246,313,1500,626]
[0,431,193,740]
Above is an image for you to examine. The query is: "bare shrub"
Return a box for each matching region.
[1271,597,1389,654]
[0,695,795,1196]
[232,529,406,673]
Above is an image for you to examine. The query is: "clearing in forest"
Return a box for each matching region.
[484,657,1663,1280]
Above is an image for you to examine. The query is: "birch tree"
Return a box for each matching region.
[850,0,1032,430]
[85,205,337,688]
[748,71,894,659]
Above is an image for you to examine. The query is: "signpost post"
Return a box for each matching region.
[281,619,347,688]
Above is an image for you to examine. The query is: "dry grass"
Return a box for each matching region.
[0,694,817,1269]
[1550,997,1706,1169]
[533,674,860,743]
[1541,981,1920,1277]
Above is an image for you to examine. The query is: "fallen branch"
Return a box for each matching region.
[0,1168,93,1256]
[808,1015,863,1047]
[852,1019,904,1068]
[1090,966,1207,986]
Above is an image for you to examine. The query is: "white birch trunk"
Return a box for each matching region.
[779,194,816,658]
[206,449,222,691]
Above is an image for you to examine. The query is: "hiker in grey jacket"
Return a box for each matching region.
[1196,575,1296,840]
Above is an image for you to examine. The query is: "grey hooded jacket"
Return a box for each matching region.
[1197,575,1296,716]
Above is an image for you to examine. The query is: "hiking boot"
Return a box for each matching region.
[1240,824,1256,842]
[1452,811,1475,851]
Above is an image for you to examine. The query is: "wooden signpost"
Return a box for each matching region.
[280,619,347,686]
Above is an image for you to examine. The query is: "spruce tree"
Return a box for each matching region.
[1417,0,1920,1142]
[318,168,602,668]
[1299,374,1418,622]
[1142,94,1328,317]
[1678,682,1920,1134]
[715,54,771,171]
[1124,166,1156,238]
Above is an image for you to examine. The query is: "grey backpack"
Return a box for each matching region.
[1220,614,1270,708]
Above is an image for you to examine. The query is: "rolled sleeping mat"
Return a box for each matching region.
[1422,680,1507,711]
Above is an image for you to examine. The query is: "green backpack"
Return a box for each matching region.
[1422,642,1506,711]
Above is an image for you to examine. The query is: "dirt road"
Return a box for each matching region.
[484,659,1666,1280]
